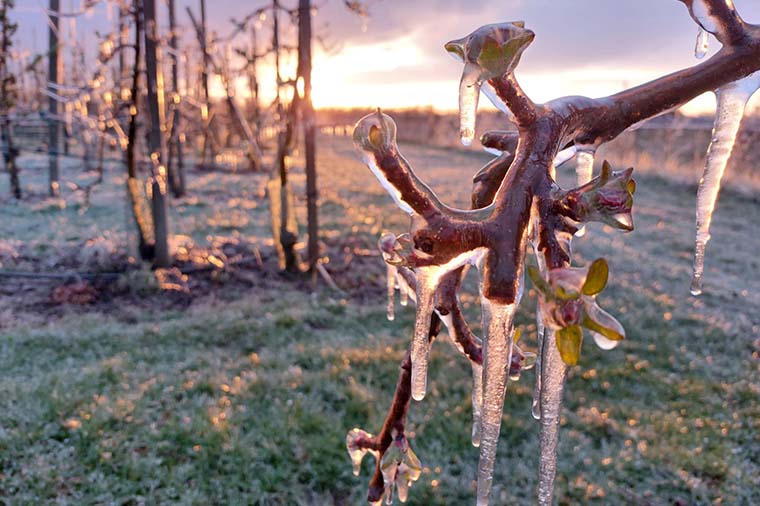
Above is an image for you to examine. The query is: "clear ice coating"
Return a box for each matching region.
[476,298,517,506]
[695,27,710,59]
[410,267,443,401]
[445,22,535,146]
[553,145,577,168]
[574,147,596,237]
[531,313,545,420]
[346,428,378,476]
[387,264,397,321]
[459,63,482,146]
[536,328,568,506]
[353,112,415,215]
[691,70,760,295]
[471,361,484,447]
[380,436,422,505]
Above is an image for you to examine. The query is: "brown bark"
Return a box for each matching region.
[143,0,170,268]
[298,0,319,274]
[167,0,185,197]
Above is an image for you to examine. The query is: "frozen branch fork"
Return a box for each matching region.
[347,1,760,504]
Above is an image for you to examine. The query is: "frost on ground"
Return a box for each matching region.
[0,135,758,505]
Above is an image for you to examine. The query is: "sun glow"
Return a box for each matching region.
[212,35,717,116]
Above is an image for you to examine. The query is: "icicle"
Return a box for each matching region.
[536,328,568,506]
[574,147,595,238]
[695,27,709,59]
[410,267,442,401]
[531,314,545,420]
[691,71,760,295]
[387,264,397,321]
[471,361,483,447]
[459,63,482,146]
[476,299,516,506]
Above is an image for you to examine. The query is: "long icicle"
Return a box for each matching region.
[471,361,484,447]
[691,72,760,295]
[459,62,482,146]
[536,327,568,506]
[410,267,441,401]
[476,299,516,506]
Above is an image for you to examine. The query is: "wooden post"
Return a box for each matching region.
[299,0,319,274]
[143,0,170,268]
[47,0,61,197]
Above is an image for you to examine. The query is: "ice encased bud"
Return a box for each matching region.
[444,21,534,80]
[557,161,636,232]
[353,112,415,215]
[379,435,422,504]
[528,259,625,366]
[445,22,535,146]
[353,110,397,154]
[346,428,378,476]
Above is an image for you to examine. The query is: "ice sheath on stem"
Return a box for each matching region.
[536,327,568,506]
[476,299,516,506]
[574,148,595,237]
[691,71,760,295]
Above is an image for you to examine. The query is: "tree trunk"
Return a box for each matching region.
[143,0,170,268]
[298,0,319,274]
[167,0,185,196]
[125,1,154,261]
[199,0,212,167]
[47,0,61,197]
[0,0,20,199]
[1,121,20,199]
[249,24,261,139]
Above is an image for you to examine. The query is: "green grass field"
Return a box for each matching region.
[1,135,758,505]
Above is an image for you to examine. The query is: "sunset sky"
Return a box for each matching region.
[10,0,760,114]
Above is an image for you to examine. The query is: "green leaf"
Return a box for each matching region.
[582,315,625,341]
[582,258,608,296]
[556,325,583,365]
[555,286,580,301]
[527,266,553,296]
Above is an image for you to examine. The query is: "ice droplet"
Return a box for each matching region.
[476,299,516,506]
[537,327,568,506]
[695,27,709,59]
[692,71,760,295]
[471,361,483,447]
[459,62,482,146]
[387,264,397,321]
[574,147,595,238]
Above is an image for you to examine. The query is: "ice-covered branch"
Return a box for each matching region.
[350,2,760,504]
[680,0,751,46]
